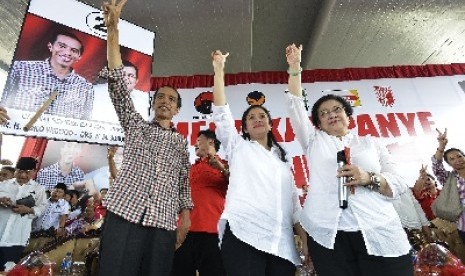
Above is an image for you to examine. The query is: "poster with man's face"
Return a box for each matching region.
[0,0,155,146]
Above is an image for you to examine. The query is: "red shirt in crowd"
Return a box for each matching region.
[412,188,440,221]
[188,156,228,233]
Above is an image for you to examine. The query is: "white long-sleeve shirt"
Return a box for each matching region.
[286,92,411,257]
[393,188,430,229]
[0,179,47,247]
[32,199,70,231]
[212,104,301,265]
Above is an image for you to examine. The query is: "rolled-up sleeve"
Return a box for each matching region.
[212,104,241,159]
[285,92,314,152]
[375,139,407,198]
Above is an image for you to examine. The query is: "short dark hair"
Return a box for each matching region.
[54,182,67,192]
[68,190,80,199]
[198,129,221,152]
[444,148,465,164]
[1,166,15,174]
[50,30,84,55]
[122,60,139,78]
[311,94,353,128]
[151,85,182,108]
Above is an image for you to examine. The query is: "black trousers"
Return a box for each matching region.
[220,224,295,276]
[98,211,176,276]
[171,232,226,276]
[307,231,413,276]
[0,246,25,270]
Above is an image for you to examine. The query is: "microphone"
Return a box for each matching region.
[337,150,349,209]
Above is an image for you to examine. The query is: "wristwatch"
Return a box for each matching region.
[368,172,381,191]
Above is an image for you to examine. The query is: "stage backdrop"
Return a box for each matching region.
[150,64,465,189]
[0,0,154,144]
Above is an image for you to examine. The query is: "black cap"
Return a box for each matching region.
[16,157,38,171]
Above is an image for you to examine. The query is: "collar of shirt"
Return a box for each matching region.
[148,119,177,132]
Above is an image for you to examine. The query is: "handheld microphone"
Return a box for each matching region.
[337,150,349,209]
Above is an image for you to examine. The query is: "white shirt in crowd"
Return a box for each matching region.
[0,179,47,247]
[212,104,301,265]
[392,188,430,230]
[32,198,70,231]
[286,92,411,257]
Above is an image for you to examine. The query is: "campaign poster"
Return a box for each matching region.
[0,0,155,145]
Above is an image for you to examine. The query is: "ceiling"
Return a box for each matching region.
[1,0,465,78]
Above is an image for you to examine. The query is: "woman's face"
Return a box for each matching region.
[244,107,271,140]
[317,99,350,137]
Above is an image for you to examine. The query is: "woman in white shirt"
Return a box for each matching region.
[211,50,309,276]
[285,44,413,276]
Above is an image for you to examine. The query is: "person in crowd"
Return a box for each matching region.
[67,189,82,220]
[36,141,85,191]
[65,205,96,236]
[1,30,94,120]
[412,165,439,221]
[32,183,70,238]
[211,50,308,276]
[0,157,47,269]
[285,43,412,275]
[93,188,108,220]
[171,129,229,276]
[0,166,15,182]
[433,128,465,243]
[392,184,432,247]
[98,1,193,275]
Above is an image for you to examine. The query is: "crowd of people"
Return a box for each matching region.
[0,0,465,275]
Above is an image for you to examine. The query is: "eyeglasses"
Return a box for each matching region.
[124,73,137,80]
[319,106,345,119]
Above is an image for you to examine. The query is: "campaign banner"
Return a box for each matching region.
[170,74,465,188]
[0,0,154,144]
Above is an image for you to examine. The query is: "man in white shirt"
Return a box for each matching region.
[0,157,47,270]
[32,183,70,237]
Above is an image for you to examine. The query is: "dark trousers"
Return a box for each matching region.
[0,246,25,270]
[307,231,413,276]
[171,232,226,276]
[220,224,295,276]
[99,211,176,276]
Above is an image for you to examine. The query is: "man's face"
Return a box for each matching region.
[60,142,82,164]
[0,169,14,182]
[14,169,34,185]
[152,87,180,121]
[48,34,82,70]
[51,188,66,200]
[123,66,138,91]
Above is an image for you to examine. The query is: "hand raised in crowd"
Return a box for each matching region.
[211,50,229,72]
[102,0,127,28]
[436,128,448,150]
[0,106,10,125]
[413,164,428,194]
[285,43,302,66]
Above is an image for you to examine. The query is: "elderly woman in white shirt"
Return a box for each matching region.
[211,50,309,276]
[285,44,413,276]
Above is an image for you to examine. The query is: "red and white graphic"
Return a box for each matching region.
[374,86,395,107]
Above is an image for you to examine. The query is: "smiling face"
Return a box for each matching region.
[152,86,180,121]
[445,150,465,171]
[14,169,35,185]
[316,99,350,137]
[60,142,82,164]
[48,34,82,71]
[243,106,272,140]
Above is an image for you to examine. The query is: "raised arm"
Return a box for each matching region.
[434,128,448,161]
[107,146,119,181]
[212,50,229,106]
[286,44,303,97]
[102,0,126,70]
